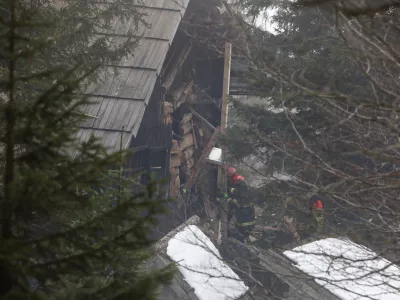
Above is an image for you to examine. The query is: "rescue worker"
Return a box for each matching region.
[310,197,324,232]
[226,167,245,187]
[218,180,256,242]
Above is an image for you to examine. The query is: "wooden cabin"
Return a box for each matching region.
[74,0,247,238]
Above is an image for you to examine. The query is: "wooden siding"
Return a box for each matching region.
[76,0,190,154]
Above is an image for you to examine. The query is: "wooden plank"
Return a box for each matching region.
[88,68,115,96]
[111,132,132,153]
[142,73,158,104]
[116,69,151,99]
[105,99,130,130]
[126,101,146,132]
[107,67,133,97]
[116,99,143,131]
[144,39,167,71]
[130,104,146,136]
[220,42,232,132]
[91,97,113,128]
[98,99,119,129]
[122,39,169,70]
[191,120,198,149]
[132,0,190,11]
[163,43,192,91]
[81,96,101,127]
[132,70,152,99]
[218,42,232,242]
[189,108,216,131]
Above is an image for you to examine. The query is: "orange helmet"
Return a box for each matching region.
[312,200,323,210]
[232,174,245,184]
[226,167,236,177]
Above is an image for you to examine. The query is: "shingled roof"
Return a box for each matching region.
[76,0,190,153]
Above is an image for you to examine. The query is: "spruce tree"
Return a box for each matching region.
[0,0,173,299]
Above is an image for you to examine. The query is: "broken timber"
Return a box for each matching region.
[183,126,221,190]
[217,42,232,242]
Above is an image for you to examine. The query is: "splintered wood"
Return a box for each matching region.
[163,101,173,125]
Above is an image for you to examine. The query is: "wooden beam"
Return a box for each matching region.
[220,42,232,132]
[217,42,232,242]
[163,43,192,92]
[189,108,216,131]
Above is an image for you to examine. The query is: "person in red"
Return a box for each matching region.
[226,167,245,187]
[312,199,323,210]
[310,197,324,232]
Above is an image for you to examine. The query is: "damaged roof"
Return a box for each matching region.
[147,215,255,300]
[76,0,190,153]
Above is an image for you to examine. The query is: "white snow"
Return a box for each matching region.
[167,225,249,300]
[272,172,296,182]
[284,238,400,300]
[208,147,222,162]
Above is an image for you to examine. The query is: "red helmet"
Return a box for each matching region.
[226,167,236,177]
[232,174,245,184]
[312,200,323,210]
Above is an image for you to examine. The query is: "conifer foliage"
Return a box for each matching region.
[0,1,172,299]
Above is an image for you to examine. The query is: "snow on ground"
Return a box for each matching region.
[284,238,400,300]
[166,225,249,300]
[272,172,296,182]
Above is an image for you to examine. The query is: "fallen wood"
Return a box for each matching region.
[180,113,192,125]
[170,154,181,168]
[185,168,194,179]
[189,108,215,131]
[191,120,198,149]
[179,133,194,150]
[253,225,282,232]
[170,85,186,104]
[183,146,194,161]
[163,101,173,117]
[179,121,192,135]
[171,139,180,152]
[174,175,180,190]
[185,157,195,170]
[162,43,192,92]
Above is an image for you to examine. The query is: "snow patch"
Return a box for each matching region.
[272,172,296,182]
[167,225,249,300]
[284,238,400,300]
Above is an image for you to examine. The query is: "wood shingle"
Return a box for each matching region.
[76,0,190,153]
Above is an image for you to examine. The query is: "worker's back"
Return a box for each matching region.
[235,205,255,224]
